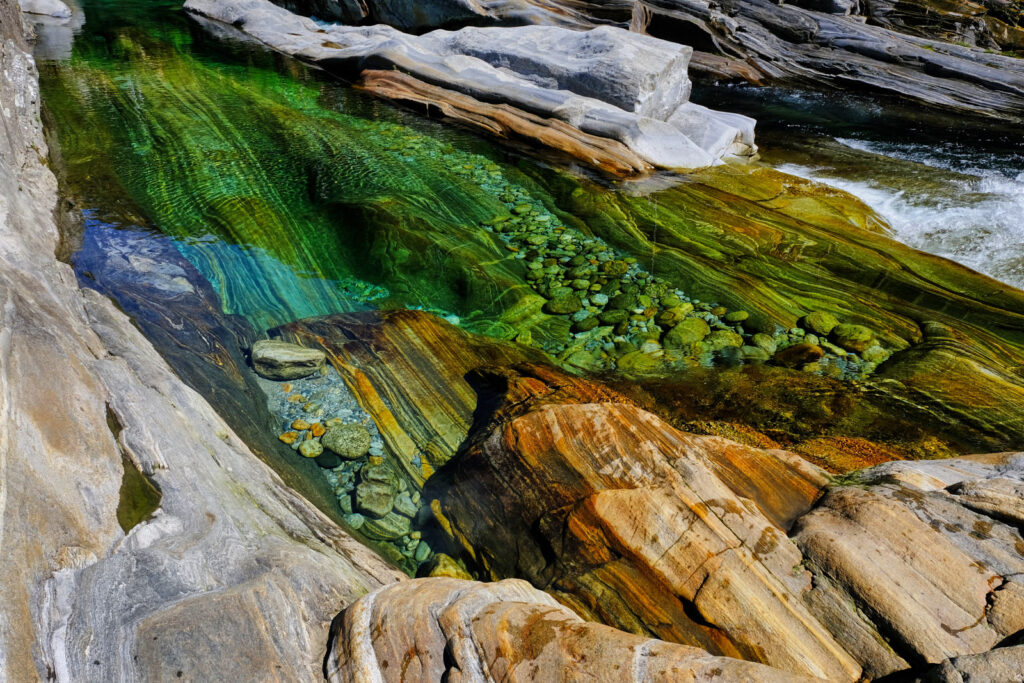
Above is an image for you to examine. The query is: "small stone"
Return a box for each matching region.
[414,541,431,563]
[325,417,344,428]
[279,431,299,445]
[355,481,396,519]
[512,204,532,215]
[368,455,384,466]
[310,423,326,437]
[821,341,847,357]
[572,317,600,333]
[711,306,727,316]
[830,324,875,353]
[598,309,629,325]
[291,419,310,431]
[741,345,770,362]
[591,293,609,306]
[752,333,777,355]
[861,345,891,364]
[663,318,710,348]
[339,495,353,515]
[394,492,418,518]
[724,310,749,323]
[322,423,372,459]
[317,451,342,469]
[660,294,682,309]
[543,292,582,315]
[360,511,411,540]
[802,311,840,336]
[280,383,293,393]
[252,340,326,381]
[774,343,825,367]
[298,439,323,458]
[344,513,365,530]
[704,330,744,350]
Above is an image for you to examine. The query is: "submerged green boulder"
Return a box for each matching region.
[831,324,875,353]
[705,330,744,350]
[663,318,710,348]
[802,311,840,336]
[544,292,583,315]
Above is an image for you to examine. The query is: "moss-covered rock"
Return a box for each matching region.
[830,324,875,353]
[323,423,372,459]
[663,318,710,348]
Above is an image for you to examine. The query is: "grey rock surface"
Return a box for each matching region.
[0,5,403,680]
[18,0,70,17]
[251,338,327,380]
[185,0,757,170]
[636,0,1024,123]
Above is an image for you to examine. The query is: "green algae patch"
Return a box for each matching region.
[116,451,162,533]
[107,404,161,533]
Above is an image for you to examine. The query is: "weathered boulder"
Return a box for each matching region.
[422,362,1024,680]
[18,0,70,17]
[251,338,326,379]
[185,0,758,171]
[634,0,1024,124]
[325,578,821,682]
[322,422,372,459]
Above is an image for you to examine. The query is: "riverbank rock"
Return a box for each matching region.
[273,309,547,486]
[251,339,326,379]
[424,363,1024,680]
[184,0,758,172]
[18,0,70,16]
[325,578,818,682]
[0,5,404,679]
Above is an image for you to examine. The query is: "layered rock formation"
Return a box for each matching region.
[326,577,819,681]
[270,0,1024,124]
[633,0,1024,122]
[421,363,1024,680]
[185,0,757,173]
[0,4,404,679]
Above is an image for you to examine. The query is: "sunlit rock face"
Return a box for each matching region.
[325,577,819,682]
[0,2,404,680]
[185,0,758,172]
[420,363,1024,680]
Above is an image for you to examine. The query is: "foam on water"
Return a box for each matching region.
[776,142,1024,290]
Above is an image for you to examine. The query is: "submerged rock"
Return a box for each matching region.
[251,339,326,380]
[322,423,372,459]
[830,323,875,352]
[803,311,840,336]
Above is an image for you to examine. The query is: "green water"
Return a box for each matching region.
[42,0,558,332]
[39,0,1024,463]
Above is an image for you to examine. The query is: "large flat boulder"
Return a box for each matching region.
[326,577,820,682]
[185,0,757,171]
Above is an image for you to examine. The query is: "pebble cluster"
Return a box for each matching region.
[347,120,895,380]
[257,367,432,571]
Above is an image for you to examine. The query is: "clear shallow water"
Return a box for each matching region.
[776,154,1024,289]
[700,85,1024,291]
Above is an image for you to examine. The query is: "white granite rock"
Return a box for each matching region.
[185,0,758,170]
